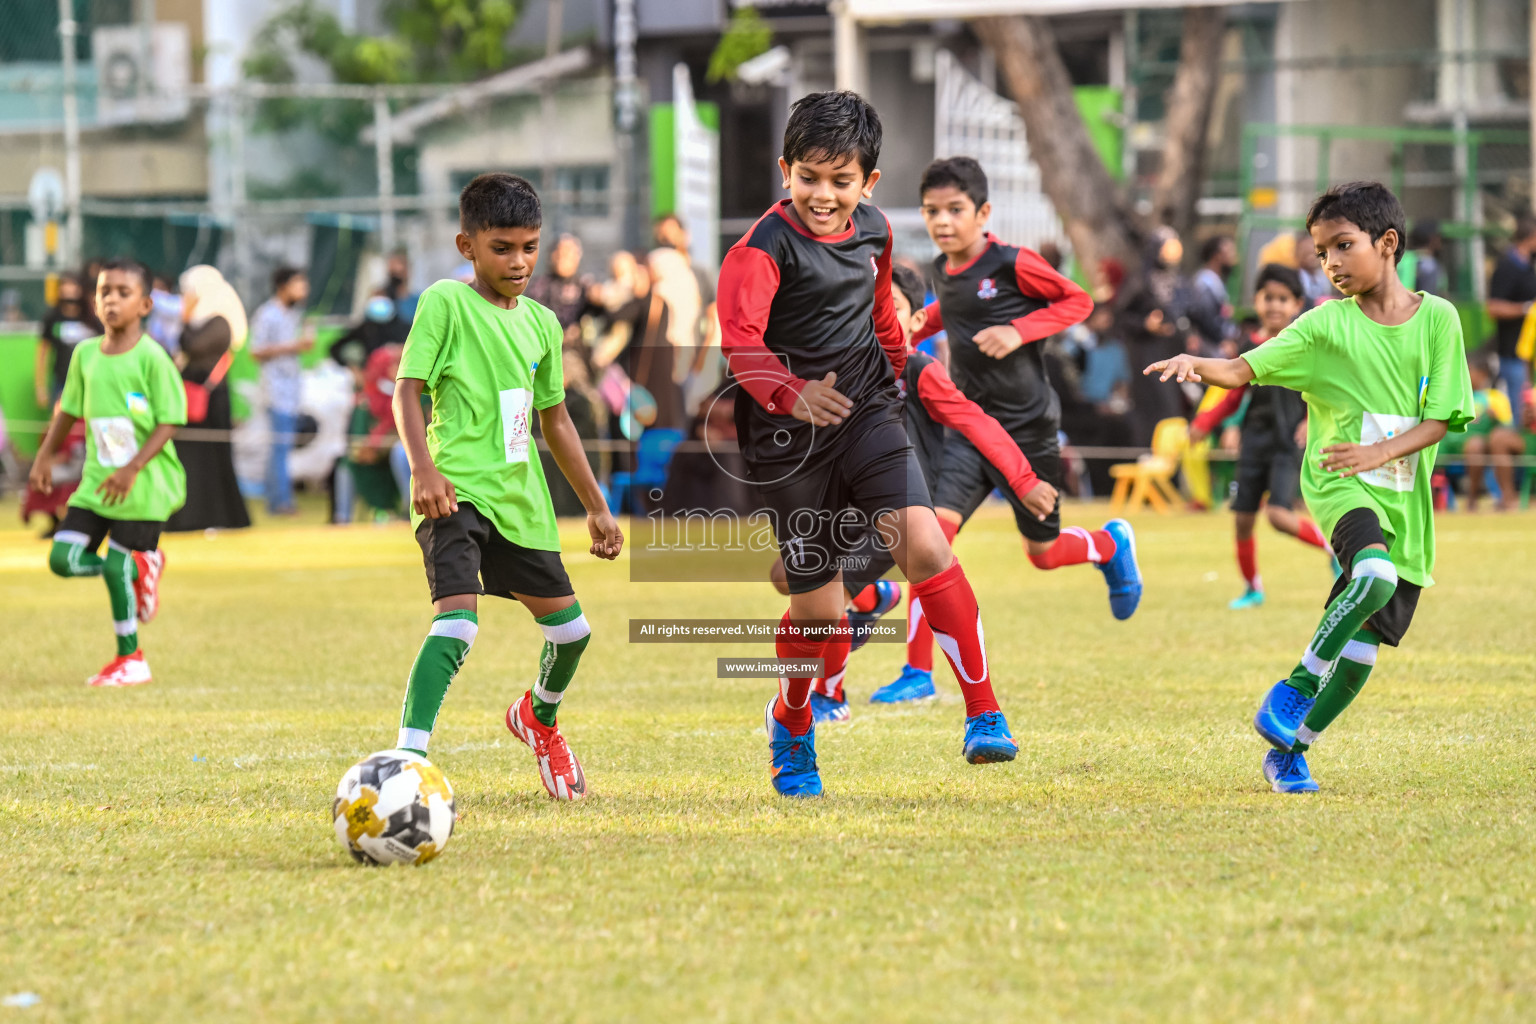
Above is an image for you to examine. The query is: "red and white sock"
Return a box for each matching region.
[849,585,880,614]
[811,614,852,702]
[1027,526,1116,570]
[1236,537,1260,591]
[1296,517,1328,551]
[772,611,823,735]
[906,590,933,672]
[910,560,998,717]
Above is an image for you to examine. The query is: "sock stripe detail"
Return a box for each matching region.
[1294,724,1320,746]
[55,530,91,547]
[539,614,591,645]
[113,619,138,637]
[778,676,810,708]
[1301,647,1333,678]
[1064,526,1103,563]
[396,728,432,753]
[428,618,480,645]
[906,597,923,643]
[1351,554,1398,586]
[107,539,133,555]
[532,682,566,705]
[1340,639,1379,665]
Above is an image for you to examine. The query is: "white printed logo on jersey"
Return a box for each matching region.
[90,416,140,468]
[500,387,533,464]
[1357,412,1420,491]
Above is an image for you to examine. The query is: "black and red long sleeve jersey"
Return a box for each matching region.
[913,234,1093,432]
[718,200,907,470]
[899,350,1038,500]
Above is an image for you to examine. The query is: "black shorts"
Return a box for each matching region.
[751,417,931,595]
[57,506,162,552]
[415,501,573,602]
[1230,430,1301,513]
[1325,507,1421,647]
[934,422,1062,543]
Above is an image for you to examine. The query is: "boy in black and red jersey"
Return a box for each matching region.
[913,157,1144,620]
[719,91,1019,796]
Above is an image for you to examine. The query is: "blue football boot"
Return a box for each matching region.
[963,710,1019,764]
[765,697,822,797]
[1095,518,1144,620]
[1229,588,1265,610]
[848,580,902,652]
[809,690,852,723]
[1263,750,1320,793]
[1253,680,1316,752]
[869,664,937,704]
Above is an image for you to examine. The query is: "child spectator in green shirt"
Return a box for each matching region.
[1145,181,1474,794]
[29,260,185,688]
[392,173,623,802]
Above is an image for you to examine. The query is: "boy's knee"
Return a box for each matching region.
[47,544,73,578]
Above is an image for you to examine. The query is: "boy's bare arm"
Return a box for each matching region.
[97,423,178,505]
[1142,353,1255,390]
[27,410,81,494]
[538,402,623,560]
[1321,419,1449,477]
[393,376,457,518]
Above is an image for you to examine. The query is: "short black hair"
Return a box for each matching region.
[1199,234,1234,264]
[271,264,304,293]
[920,156,988,208]
[782,90,882,178]
[1306,181,1406,262]
[891,263,927,313]
[460,172,542,235]
[1254,262,1305,301]
[98,258,152,296]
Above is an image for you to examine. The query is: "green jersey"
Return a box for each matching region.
[1242,293,1474,587]
[398,280,566,551]
[59,335,187,523]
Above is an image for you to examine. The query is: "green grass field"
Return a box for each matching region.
[2,502,1534,1022]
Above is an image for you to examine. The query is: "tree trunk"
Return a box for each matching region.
[974,14,1143,292]
[1150,7,1226,245]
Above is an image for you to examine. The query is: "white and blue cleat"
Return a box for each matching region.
[963,710,1019,764]
[1095,518,1143,620]
[869,665,937,704]
[1253,680,1316,752]
[809,690,852,723]
[1264,749,1320,793]
[765,697,822,797]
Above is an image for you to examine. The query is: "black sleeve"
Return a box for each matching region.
[38,310,60,343]
[1489,259,1517,301]
[181,316,233,375]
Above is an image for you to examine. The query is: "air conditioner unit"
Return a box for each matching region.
[92,23,191,126]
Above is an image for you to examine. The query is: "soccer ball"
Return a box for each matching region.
[332,749,456,866]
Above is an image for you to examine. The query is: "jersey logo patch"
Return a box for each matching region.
[126,392,148,414]
[977,278,998,300]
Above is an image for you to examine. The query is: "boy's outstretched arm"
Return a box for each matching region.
[27,408,80,495]
[1320,419,1449,478]
[394,376,458,519]
[538,401,623,560]
[96,423,178,505]
[1143,353,1255,390]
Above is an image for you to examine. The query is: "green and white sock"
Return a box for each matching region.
[1286,550,1396,698]
[397,610,478,755]
[1294,630,1379,752]
[48,530,103,578]
[531,601,590,726]
[103,543,139,657]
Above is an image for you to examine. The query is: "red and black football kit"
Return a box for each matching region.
[719,199,923,595]
[912,235,1094,543]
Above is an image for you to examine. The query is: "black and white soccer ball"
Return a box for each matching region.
[332,749,456,866]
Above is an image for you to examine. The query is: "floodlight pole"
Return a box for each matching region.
[373,88,396,253]
[58,0,84,268]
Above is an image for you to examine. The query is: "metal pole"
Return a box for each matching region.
[373,88,396,253]
[613,0,640,251]
[229,86,250,303]
[831,0,864,95]
[542,0,565,225]
[58,0,83,268]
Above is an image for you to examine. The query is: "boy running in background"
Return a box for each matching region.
[1146,181,1473,793]
[913,157,1143,620]
[721,91,1019,796]
[1189,263,1336,609]
[29,260,181,687]
[393,173,624,802]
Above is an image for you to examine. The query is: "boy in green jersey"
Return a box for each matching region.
[29,260,185,687]
[1145,181,1474,793]
[393,173,624,802]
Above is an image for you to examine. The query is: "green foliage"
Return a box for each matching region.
[707,6,773,84]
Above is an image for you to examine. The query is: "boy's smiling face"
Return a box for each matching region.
[778,153,879,237]
[1310,217,1399,297]
[921,185,990,257]
[1254,280,1304,334]
[457,225,541,303]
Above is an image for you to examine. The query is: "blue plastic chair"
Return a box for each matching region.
[610,427,684,512]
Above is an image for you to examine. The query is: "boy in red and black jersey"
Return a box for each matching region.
[914,156,1144,620]
[719,92,1021,795]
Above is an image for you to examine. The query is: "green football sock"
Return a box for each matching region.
[103,544,139,657]
[531,601,590,726]
[1285,550,1396,698]
[48,531,103,578]
[1293,630,1379,752]
[396,610,478,755]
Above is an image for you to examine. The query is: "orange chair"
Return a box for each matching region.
[1108,417,1188,514]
